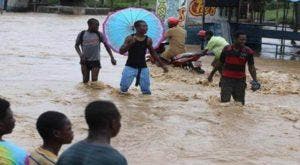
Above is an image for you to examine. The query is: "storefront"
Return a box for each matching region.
[156,0,234,45]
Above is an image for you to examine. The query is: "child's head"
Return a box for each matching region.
[0,98,15,136]
[36,111,73,144]
[85,100,121,138]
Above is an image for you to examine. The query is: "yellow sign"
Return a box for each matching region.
[157,0,167,20]
[189,0,216,17]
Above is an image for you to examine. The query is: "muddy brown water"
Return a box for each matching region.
[0,13,300,164]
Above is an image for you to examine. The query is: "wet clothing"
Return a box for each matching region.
[205,36,229,60]
[220,77,247,105]
[56,140,127,165]
[0,140,29,165]
[29,147,57,165]
[220,45,255,79]
[219,44,255,104]
[126,35,148,68]
[121,35,151,94]
[120,66,151,94]
[162,26,186,60]
[80,60,101,70]
[76,31,103,61]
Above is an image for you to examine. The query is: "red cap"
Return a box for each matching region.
[167,17,179,26]
[198,30,206,38]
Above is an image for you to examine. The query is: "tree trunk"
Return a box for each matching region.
[110,0,113,9]
[296,3,300,30]
[259,1,265,23]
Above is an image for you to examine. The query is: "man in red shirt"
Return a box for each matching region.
[218,31,260,105]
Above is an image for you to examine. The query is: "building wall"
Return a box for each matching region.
[7,0,29,11]
[185,0,231,44]
[156,0,185,22]
[156,0,233,45]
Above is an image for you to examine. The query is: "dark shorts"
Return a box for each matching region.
[219,76,247,105]
[81,60,101,70]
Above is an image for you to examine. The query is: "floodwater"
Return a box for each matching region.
[261,38,299,60]
[261,26,299,60]
[1,13,300,165]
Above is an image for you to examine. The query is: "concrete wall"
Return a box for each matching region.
[7,0,29,11]
[37,6,110,15]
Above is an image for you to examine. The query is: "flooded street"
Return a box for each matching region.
[1,13,300,164]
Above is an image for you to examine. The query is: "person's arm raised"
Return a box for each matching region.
[119,36,136,54]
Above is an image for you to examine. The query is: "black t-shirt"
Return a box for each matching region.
[125,35,148,68]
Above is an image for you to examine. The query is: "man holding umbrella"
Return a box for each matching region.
[119,20,168,95]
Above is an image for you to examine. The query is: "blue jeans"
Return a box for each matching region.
[120,66,151,94]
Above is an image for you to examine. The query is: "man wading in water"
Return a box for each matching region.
[218,31,261,105]
[75,18,117,83]
[119,20,168,95]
